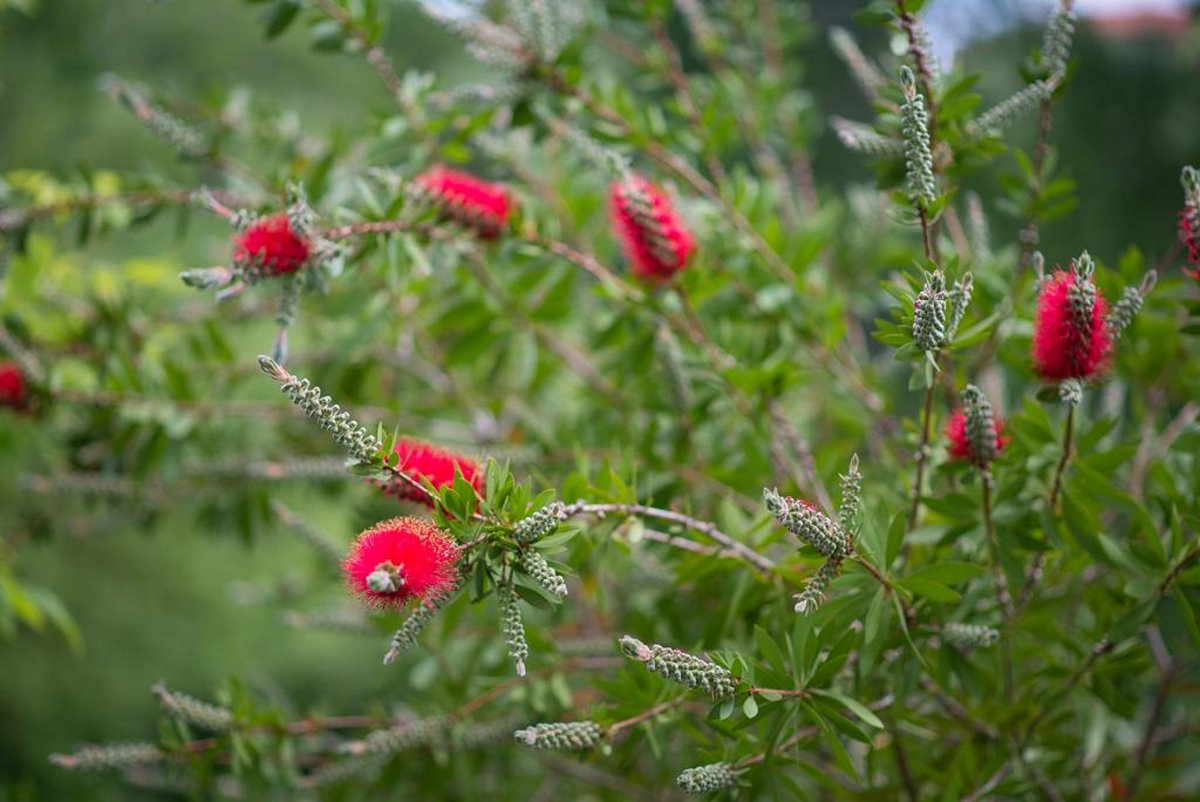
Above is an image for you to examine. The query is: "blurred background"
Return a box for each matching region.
[2,0,1198,798]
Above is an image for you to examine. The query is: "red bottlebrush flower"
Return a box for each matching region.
[945,410,1007,466]
[1178,206,1200,279]
[233,214,310,275]
[413,166,512,240]
[381,438,483,506]
[343,517,460,610]
[609,174,695,281]
[0,361,26,408]
[1032,270,1111,381]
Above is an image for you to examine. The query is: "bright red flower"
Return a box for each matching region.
[343,517,460,610]
[1032,270,1111,381]
[1179,207,1200,279]
[413,166,512,240]
[945,410,1007,466]
[233,214,310,275]
[381,438,483,507]
[0,361,26,408]
[609,174,695,281]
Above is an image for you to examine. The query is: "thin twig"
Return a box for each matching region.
[561,501,774,573]
[907,379,938,530]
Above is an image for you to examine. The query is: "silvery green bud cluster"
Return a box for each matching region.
[967,193,990,261]
[452,716,527,749]
[50,742,165,771]
[912,271,947,353]
[1058,377,1085,406]
[513,501,567,544]
[179,266,235,290]
[1067,252,1097,339]
[1107,272,1155,344]
[763,488,851,559]
[151,683,234,733]
[899,66,937,210]
[831,117,904,158]
[258,357,380,463]
[837,454,862,535]
[273,275,302,362]
[962,385,1000,469]
[556,120,632,180]
[677,762,741,795]
[943,622,1001,648]
[341,716,447,756]
[284,607,371,635]
[965,80,1054,143]
[1182,165,1200,208]
[946,273,974,342]
[274,503,344,569]
[829,26,885,102]
[499,582,529,676]
[384,580,460,664]
[513,720,603,750]
[1041,4,1077,77]
[285,182,318,241]
[794,557,843,616]
[619,636,736,699]
[506,0,584,62]
[102,76,207,160]
[519,549,568,597]
[302,754,384,789]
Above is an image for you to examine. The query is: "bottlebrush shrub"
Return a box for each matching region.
[4,1,1199,800]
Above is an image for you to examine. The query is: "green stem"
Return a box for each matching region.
[982,473,1014,699]
[907,378,938,531]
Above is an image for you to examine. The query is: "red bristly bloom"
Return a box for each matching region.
[945,410,1007,466]
[381,438,483,506]
[343,517,460,610]
[609,174,695,281]
[233,214,310,275]
[0,361,26,408]
[1178,206,1200,279]
[413,166,512,240]
[1032,270,1111,381]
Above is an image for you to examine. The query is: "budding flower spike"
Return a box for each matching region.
[379,438,483,507]
[343,518,460,612]
[411,165,513,240]
[619,636,736,698]
[677,762,742,795]
[609,173,696,282]
[1033,252,1111,384]
[513,721,604,750]
[947,386,1007,469]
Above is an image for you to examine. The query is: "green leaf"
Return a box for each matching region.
[810,689,884,729]
[907,561,986,585]
[898,578,961,602]
[743,696,759,719]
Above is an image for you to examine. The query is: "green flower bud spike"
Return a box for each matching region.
[912,270,947,353]
[619,636,735,699]
[677,762,742,795]
[513,721,604,750]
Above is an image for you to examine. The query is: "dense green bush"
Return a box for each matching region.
[2,1,1198,799]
